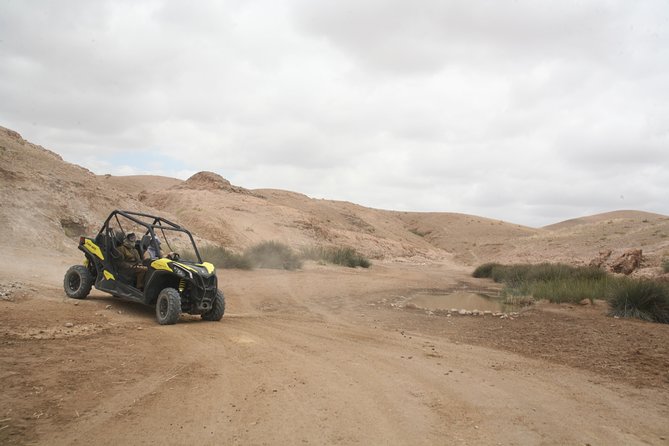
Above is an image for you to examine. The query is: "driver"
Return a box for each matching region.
[119,233,148,289]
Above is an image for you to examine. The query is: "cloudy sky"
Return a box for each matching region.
[1,1,668,227]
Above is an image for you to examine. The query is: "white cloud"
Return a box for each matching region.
[1,0,669,227]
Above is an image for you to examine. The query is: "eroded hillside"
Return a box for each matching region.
[2,125,669,269]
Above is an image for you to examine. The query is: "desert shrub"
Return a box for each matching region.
[475,262,669,323]
[527,278,612,304]
[472,262,500,278]
[501,293,535,306]
[662,258,669,274]
[325,247,371,268]
[608,279,669,323]
[300,245,371,268]
[480,263,606,285]
[475,262,612,304]
[245,241,302,270]
[490,264,533,284]
[300,245,326,262]
[198,245,252,270]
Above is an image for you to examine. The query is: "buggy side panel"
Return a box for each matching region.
[83,239,104,260]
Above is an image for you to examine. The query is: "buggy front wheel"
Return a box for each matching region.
[201,290,225,321]
[156,288,181,325]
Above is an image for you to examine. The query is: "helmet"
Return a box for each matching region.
[113,230,125,246]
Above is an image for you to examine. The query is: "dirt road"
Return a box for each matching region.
[1,258,668,445]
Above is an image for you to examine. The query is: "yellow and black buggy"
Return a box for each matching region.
[63,210,224,325]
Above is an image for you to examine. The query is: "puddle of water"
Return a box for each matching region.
[408,291,517,313]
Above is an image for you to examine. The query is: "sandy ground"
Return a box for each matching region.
[1,251,668,446]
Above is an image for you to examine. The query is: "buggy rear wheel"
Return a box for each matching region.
[201,290,225,321]
[156,288,181,325]
[64,265,93,299]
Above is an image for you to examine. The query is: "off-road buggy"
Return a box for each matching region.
[63,210,224,325]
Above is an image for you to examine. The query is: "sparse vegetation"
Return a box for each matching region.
[409,228,430,237]
[608,279,669,323]
[662,258,669,274]
[473,262,669,323]
[244,241,302,270]
[199,245,252,270]
[197,243,372,270]
[506,277,612,304]
[301,245,371,268]
[501,293,535,307]
[472,262,501,278]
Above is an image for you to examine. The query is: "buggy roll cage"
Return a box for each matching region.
[98,210,203,263]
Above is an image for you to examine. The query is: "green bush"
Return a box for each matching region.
[472,262,500,278]
[300,245,371,268]
[501,293,534,306]
[608,279,669,323]
[527,278,612,304]
[483,263,606,285]
[245,241,302,270]
[474,262,612,304]
[199,245,252,270]
[491,264,533,284]
[474,261,669,323]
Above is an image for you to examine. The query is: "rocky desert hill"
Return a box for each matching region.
[2,125,669,271]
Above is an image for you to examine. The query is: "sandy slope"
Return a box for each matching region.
[3,125,669,269]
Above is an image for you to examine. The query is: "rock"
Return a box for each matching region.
[458,309,467,315]
[64,322,74,328]
[73,301,79,306]
[177,171,254,195]
[181,171,232,190]
[591,249,643,275]
[450,308,458,313]
[484,310,492,316]
[610,249,643,275]
[105,305,112,310]
[579,298,590,305]
[589,250,612,268]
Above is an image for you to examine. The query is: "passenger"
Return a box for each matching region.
[144,236,162,260]
[119,233,147,289]
[143,236,178,261]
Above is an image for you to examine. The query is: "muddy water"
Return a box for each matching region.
[408,290,517,313]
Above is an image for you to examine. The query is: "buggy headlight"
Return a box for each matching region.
[172,264,192,279]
